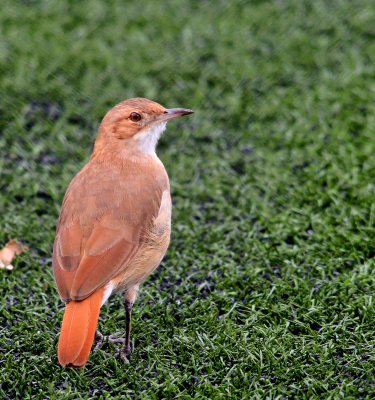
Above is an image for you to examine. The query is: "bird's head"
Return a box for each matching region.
[95,98,193,155]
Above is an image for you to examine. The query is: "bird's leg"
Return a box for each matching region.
[119,299,132,363]
[120,286,138,363]
[94,286,138,360]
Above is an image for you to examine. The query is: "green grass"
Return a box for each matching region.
[1,0,375,398]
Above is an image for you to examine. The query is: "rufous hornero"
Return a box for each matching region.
[53,98,193,367]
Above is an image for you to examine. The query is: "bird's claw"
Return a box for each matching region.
[116,343,133,364]
[119,351,130,364]
[108,332,126,344]
[94,331,105,351]
[94,331,126,351]
[114,340,133,363]
[94,331,134,363]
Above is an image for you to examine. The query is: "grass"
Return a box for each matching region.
[0,0,374,398]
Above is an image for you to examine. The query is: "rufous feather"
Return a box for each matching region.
[53,98,193,368]
[58,287,104,367]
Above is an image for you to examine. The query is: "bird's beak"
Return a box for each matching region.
[157,108,194,122]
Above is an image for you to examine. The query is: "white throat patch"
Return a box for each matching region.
[134,122,167,154]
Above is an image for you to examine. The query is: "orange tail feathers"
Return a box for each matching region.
[58,287,104,368]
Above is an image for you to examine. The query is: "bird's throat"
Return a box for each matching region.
[134,122,167,154]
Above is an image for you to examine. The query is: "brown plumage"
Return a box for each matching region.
[53,98,193,367]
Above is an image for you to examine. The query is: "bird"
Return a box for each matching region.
[52,97,193,368]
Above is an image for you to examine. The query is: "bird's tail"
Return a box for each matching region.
[58,287,104,368]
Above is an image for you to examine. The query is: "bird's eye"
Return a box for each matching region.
[129,112,142,122]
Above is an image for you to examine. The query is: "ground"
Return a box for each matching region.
[0,0,374,398]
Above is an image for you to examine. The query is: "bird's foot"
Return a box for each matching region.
[118,342,133,364]
[94,331,134,363]
[94,331,125,351]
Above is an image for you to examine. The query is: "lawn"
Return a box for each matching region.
[0,0,374,398]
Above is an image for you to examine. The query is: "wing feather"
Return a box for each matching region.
[53,157,168,301]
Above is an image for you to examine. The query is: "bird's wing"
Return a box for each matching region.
[53,159,168,301]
